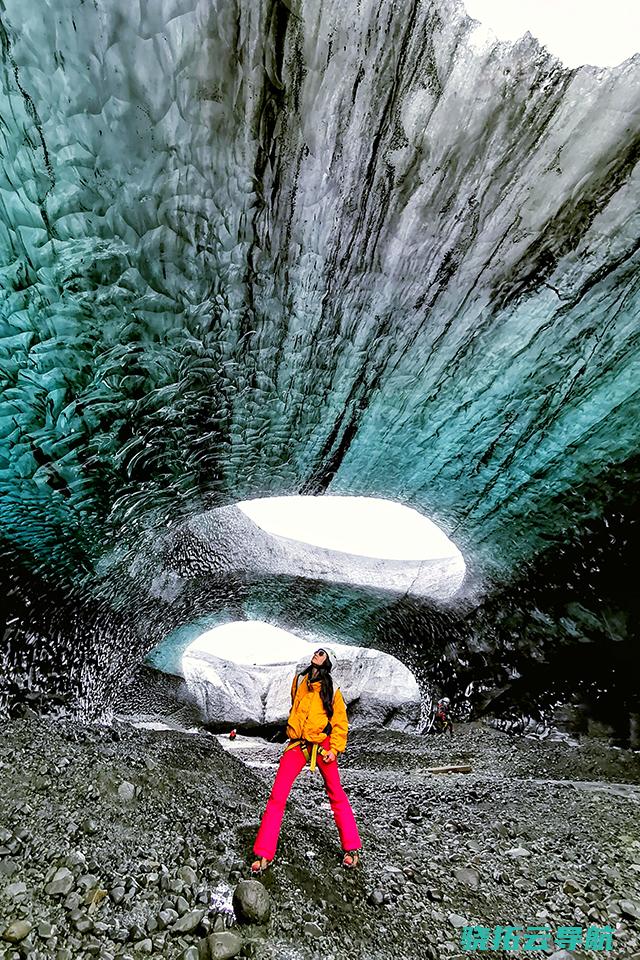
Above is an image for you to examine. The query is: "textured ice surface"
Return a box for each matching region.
[0,0,638,575]
[0,0,639,712]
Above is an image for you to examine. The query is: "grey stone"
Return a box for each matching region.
[505,846,531,858]
[118,781,136,802]
[514,877,533,891]
[563,879,583,895]
[368,890,385,906]
[5,881,27,898]
[134,940,153,954]
[303,922,323,938]
[65,892,82,910]
[447,913,468,928]
[77,873,100,891]
[180,866,198,885]
[171,910,205,934]
[45,867,75,896]
[110,887,126,904]
[66,851,87,869]
[0,860,19,877]
[619,899,640,921]
[198,931,243,960]
[176,895,190,915]
[453,867,480,890]
[232,880,271,925]
[37,921,55,939]
[158,909,179,929]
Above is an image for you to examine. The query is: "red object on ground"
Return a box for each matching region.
[229,729,237,740]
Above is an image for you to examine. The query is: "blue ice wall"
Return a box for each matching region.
[0,0,639,580]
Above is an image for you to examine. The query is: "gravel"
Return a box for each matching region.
[0,718,638,960]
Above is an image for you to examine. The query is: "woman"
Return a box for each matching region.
[251,647,362,874]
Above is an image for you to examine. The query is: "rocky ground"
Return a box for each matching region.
[0,718,639,960]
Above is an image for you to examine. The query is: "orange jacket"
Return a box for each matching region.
[286,673,349,754]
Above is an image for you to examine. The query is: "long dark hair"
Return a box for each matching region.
[299,656,334,719]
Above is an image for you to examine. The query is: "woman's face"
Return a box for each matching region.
[311,648,327,667]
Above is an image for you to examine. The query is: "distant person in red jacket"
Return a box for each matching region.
[229,728,237,740]
[434,698,454,736]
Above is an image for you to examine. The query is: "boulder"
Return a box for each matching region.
[198,931,243,959]
[453,867,480,890]
[171,910,205,934]
[232,880,271,925]
[1,919,32,942]
[45,866,75,896]
[118,781,136,802]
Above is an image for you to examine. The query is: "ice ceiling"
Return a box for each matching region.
[1,0,639,721]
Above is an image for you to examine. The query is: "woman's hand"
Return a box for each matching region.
[323,750,337,763]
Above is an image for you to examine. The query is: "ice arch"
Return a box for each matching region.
[177,621,422,731]
[182,497,466,600]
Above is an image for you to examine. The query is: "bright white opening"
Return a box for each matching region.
[237,495,459,562]
[463,0,640,68]
[185,620,316,666]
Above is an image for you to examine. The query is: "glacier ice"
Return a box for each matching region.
[0,0,638,725]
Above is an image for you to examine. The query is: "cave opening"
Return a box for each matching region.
[236,495,464,564]
[177,619,422,737]
[464,0,640,68]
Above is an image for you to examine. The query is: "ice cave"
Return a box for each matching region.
[1,0,638,740]
[0,0,639,953]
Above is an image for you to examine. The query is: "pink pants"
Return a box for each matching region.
[253,739,362,860]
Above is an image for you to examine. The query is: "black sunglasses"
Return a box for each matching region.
[313,649,327,656]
